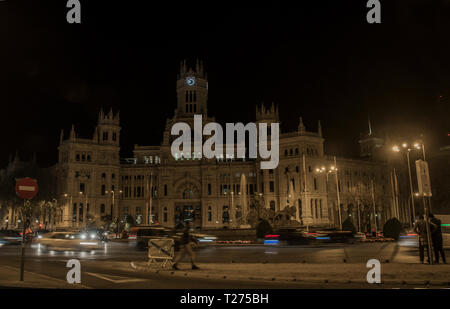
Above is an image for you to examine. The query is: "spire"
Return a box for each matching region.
[108,107,113,119]
[14,149,19,162]
[59,129,64,145]
[98,108,104,122]
[368,114,372,136]
[9,153,13,163]
[93,126,99,142]
[298,117,305,132]
[318,120,322,137]
[70,124,76,139]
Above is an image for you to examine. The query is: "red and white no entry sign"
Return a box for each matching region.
[16,177,39,200]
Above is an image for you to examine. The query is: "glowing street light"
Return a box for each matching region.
[316,158,342,230]
[392,144,415,226]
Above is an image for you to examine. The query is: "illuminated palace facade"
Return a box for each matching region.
[55,61,394,231]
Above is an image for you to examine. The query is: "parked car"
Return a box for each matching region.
[0,230,22,246]
[35,232,102,252]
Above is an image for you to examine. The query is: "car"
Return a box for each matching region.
[129,226,173,250]
[314,229,356,243]
[33,229,52,240]
[0,230,22,246]
[264,229,309,245]
[35,232,102,252]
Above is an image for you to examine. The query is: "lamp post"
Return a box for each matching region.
[392,144,416,224]
[316,157,342,230]
[106,190,122,237]
[64,193,73,227]
[414,142,433,213]
[78,191,88,229]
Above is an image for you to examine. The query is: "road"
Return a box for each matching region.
[0,240,446,288]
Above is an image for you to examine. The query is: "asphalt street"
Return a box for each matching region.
[1,240,444,288]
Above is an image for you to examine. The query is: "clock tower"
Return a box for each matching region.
[175,59,208,119]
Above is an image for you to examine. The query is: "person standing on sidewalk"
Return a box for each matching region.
[173,221,200,270]
[429,214,447,264]
[414,215,435,264]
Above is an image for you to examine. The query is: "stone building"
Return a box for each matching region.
[54,61,394,232]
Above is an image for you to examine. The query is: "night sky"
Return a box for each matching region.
[3,0,450,168]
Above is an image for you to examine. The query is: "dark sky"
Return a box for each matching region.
[3,0,450,167]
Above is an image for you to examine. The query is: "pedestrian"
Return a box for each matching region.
[173,221,200,270]
[429,214,447,264]
[414,215,436,264]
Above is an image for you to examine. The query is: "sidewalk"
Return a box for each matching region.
[0,266,88,289]
[126,261,450,286]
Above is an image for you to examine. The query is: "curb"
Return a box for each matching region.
[128,262,450,287]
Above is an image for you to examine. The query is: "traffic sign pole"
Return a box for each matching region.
[15,177,38,281]
[20,201,26,281]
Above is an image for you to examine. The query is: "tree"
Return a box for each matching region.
[383,218,403,240]
[342,218,357,234]
[256,219,273,239]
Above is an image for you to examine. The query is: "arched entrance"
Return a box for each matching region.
[174,181,202,229]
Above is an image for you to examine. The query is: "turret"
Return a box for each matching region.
[175,59,208,118]
[96,108,121,145]
[70,125,76,139]
[256,102,279,123]
[298,117,305,133]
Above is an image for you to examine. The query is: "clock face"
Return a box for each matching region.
[186,77,195,86]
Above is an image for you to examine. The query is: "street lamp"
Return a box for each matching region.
[106,190,122,237]
[64,193,74,226]
[392,143,416,225]
[78,191,88,229]
[316,157,342,230]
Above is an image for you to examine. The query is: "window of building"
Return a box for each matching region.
[101,184,105,195]
[79,183,85,193]
[315,199,318,218]
[270,201,275,211]
[100,204,105,213]
[208,206,212,222]
[76,154,80,161]
[320,200,323,218]
[269,181,274,192]
[222,206,229,223]
[164,184,168,196]
[102,173,106,179]
[164,207,168,222]
[207,183,211,195]
[103,132,108,141]
[73,203,77,222]
[79,203,83,222]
